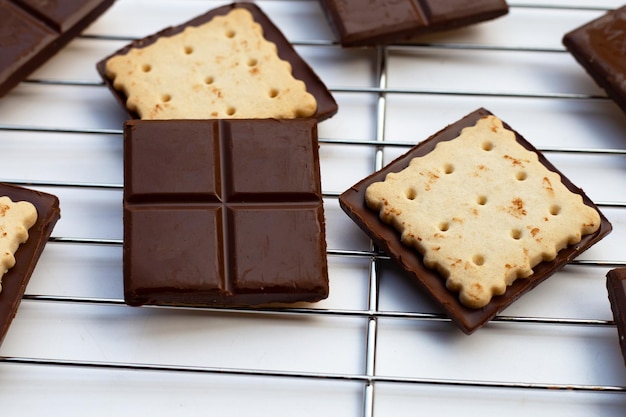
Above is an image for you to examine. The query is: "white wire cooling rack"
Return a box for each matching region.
[0,1,625,416]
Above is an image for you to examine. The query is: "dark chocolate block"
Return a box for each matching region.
[339,108,612,334]
[0,0,114,98]
[318,0,509,47]
[123,118,329,307]
[563,6,626,115]
[606,268,626,368]
[0,183,60,346]
[97,2,338,122]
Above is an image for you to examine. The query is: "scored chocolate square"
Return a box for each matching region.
[0,0,115,97]
[1,1,55,98]
[13,0,110,32]
[339,108,612,334]
[318,0,509,47]
[562,6,626,114]
[123,118,329,307]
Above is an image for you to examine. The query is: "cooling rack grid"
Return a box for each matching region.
[0,1,625,416]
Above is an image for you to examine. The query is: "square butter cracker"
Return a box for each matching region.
[365,115,601,309]
[0,196,37,293]
[104,8,317,120]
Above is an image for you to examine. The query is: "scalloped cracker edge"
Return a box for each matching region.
[0,196,37,293]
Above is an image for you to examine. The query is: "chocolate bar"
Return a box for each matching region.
[339,108,612,334]
[318,0,509,47]
[0,0,114,97]
[123,118,329,307]
[606,268,626,367]
[97,2,338,122]
[562,6,626,114]
[0,183,60,346]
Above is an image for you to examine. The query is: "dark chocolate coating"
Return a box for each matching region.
[606,268,626,368]
[339,108,612,334]
[97,2,338,122]
[318,0,509,47]
[0,0,114,97]
[606,268,626,365]
[0,183,60,347]
[123,118,329,307]
[563,6,626,115]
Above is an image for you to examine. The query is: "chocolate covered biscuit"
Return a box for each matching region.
[339,108,612,334]
[98,3,338,122]
[607,268,626,367]
[0,183,60,346]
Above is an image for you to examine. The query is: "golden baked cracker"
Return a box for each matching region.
[365,115,601,308]
[0,196,37,293]
[104,8,317,119]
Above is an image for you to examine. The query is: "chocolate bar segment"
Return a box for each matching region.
[563,6,626,114]
[97,3,338,122]
[318,0,509,47]
[0,0,114,98]
[606,268,626,368]
[123,119,329,307]
[0,183,60,347]
[339,108,612,334]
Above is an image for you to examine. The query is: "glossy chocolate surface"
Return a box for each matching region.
[97,2,338,122]
[339,108,612,334]
[563,6,626,114]
[606,268,626,367]
[0,0,114,97]
[318,0,509,47]
[123,119,329,307]
[0,183,60,346]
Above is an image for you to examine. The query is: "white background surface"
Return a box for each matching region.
[1,0,625,415]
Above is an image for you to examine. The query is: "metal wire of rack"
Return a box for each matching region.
[0,1,625,416]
